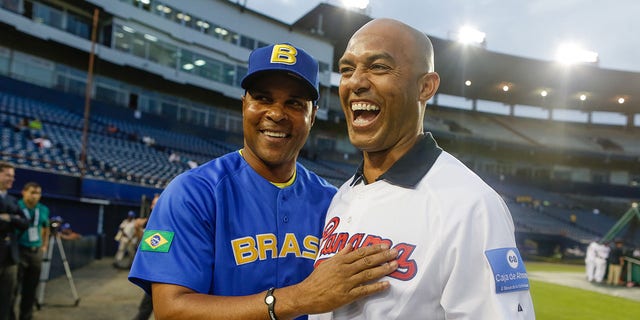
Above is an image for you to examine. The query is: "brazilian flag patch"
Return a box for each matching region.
[140,230,174,253]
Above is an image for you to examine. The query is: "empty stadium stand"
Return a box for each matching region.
[0,87,352,188]
[3,84,637,251]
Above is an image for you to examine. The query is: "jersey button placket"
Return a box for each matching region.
[279,190,289,223]
[282,192,288,224]
[275,189,286,286]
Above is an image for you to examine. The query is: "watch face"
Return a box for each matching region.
[265,295,275,304]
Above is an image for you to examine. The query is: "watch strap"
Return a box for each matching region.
[264,287,278,320]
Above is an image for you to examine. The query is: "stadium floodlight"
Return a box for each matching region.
[618,97,625,104]
[215,27,228,36]
[156,4,165,12]
[143,34,157,42]
[465,80,472,87]
[540,90,548,97]
[177,13,191,22]
[579,94,587,101]
[339,0,370,10]
[555,43,599,65]
[121,25,135,33]
[502,85,509,92]
[456,26,486,46]
[183,63,194,71]
[194,59,206,67]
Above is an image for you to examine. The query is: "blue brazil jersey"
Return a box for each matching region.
[129,151,337,300]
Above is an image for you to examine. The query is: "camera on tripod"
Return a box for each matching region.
[49,216,64,234]
[37,215,80,308]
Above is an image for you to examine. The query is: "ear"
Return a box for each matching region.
[419,72,440,103]
[240,94,247,115]
[309,104,318,127]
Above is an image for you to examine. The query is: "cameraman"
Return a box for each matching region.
[16,182,49,320]
[58,223,82,241]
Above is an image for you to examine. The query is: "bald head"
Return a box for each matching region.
[349,18,435,73]
[337,17,440,160]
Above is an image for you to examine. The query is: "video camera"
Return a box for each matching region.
[50,216,64,233]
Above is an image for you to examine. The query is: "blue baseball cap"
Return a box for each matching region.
[128,210,136,217]
[241,43,319,100]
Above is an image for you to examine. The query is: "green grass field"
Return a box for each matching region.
[527,262,640,320]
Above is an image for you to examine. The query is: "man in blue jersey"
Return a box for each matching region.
[129,43,398,319]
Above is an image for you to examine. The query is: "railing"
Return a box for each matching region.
[624,256,640,284]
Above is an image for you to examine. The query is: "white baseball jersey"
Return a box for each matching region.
[312,134,535,320]
[585,241,598,282]
[585,241,599,262]
[595,243,611,261]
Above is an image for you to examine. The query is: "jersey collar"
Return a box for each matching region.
[350,132,443,188]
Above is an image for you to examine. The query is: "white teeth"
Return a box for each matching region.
[263,130,286,138]
[351,103,380,111]
[353,118,370,125]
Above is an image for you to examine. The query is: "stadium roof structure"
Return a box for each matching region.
[601,204,640,244]
[293,3,640,115]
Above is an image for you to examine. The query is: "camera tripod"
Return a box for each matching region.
[36,229,80,308]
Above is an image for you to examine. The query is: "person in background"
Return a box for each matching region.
[11,118,29,133]
[106,124,119,135]
[15,182,49,320]
[607,239,625,286]
[114,211,138,269]
[129,42,398,320]
[0,162,28,320]
[593,240,610,283]
[585,239,598,282]
[58,223,82,241]
[312,19,534,319]
[27,118,42,131]
[569,213,577,225]
[32,135,52,150]
[167,151,180,164]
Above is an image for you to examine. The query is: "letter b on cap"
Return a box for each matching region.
[271,44,297,65]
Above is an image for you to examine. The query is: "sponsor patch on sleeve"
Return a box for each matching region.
[485,247,530,294]
[140,230,174,253]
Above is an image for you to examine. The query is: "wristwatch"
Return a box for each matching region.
[264,287,278,320]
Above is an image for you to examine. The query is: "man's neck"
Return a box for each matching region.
[362,135,421,183]
[24,202,37,209]
[240,149,296,183]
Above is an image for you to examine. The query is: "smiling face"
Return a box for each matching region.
[339,19,439,157]
[0,166,15,192]
[241,72,317,181]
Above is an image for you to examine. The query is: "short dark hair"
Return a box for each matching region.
[22,182,41,191]
[0,161,15,171]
